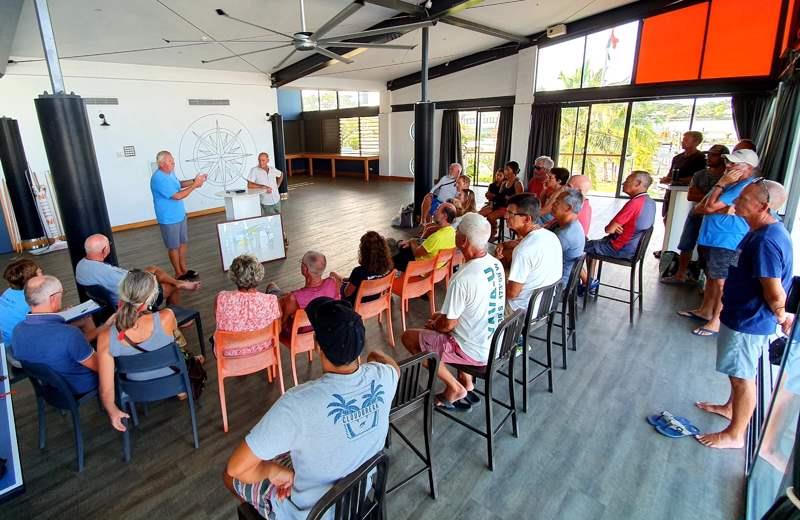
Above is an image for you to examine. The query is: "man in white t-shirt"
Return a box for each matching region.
[419,163,462,225]
[247,152,283,216]
[401,213,505,410]
[495,193,562,311]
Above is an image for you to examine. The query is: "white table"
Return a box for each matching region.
[215,189,265,221]
[661,185,693,252]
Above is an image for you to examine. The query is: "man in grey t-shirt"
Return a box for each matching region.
[224,297,399,519]
[551,189,586,287]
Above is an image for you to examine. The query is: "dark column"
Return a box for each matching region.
[0,117,47,250]
[413,101,435,218]
[269,114,288,195]
[35,93,117,270]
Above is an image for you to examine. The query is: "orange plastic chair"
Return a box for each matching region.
[354,270,396,348]
[431,248,456,304]
[214,320,283,432]
[279,309,317,387]
[392,258,436,331]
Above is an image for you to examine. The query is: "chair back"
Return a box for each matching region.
[214,321,280,376]
[307,451,389,520]
[563,254,586,303]
[524,281,562,331]
[431,248,455,284]
[20,361,82,411]
[631,227,654,264]
[354,270,395,320]
[288,308,316,354]
[77,283,115,323]
[390,352,438,421]
[397,258,436,299]
[485,310,527,374]
[114,342,190,403]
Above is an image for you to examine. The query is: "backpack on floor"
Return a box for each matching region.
[392,203,415,229]
[659,251,679,278]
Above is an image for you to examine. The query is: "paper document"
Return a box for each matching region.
[57,300,102,323]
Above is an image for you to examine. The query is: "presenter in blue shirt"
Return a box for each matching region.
[150,150,207,280]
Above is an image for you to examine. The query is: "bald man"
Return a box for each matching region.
[75,233,199,306]
[567,175,592,236]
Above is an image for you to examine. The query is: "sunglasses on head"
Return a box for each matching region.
[752,177,770,204]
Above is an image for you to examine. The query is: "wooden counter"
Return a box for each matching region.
[285,153,379,182]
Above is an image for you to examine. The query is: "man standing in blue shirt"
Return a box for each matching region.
[695,180,793,449]
[150,150,207,280]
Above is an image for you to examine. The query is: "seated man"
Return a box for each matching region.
[566,175,592,236]
[419,163,462,225]
[527,156,553,198]
[582,171,656,292]
[392,203,457,272]
[550,189,586,287]
[268,251,340,329]
[75,234,199,306]
[401,213,506,408]
[11,275,98,395]
[495,194,562,311]
[224,297,399,519]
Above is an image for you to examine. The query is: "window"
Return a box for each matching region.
[300,90,381,112]
[359,91,380,107]
[338,91,358,109]
[301,90,319,111]
[459,110,500,186]
[536,21,639,92]
[339,116,379,156]
[319,90,337,110]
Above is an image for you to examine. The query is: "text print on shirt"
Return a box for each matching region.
[327,380,386,440]
[485,263,505,341]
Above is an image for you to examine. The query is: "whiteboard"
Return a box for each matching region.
[0,343,24,503]
[216,215,286,271]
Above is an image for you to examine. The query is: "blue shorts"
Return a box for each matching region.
[429,196,443,216]
[716,324,769,379]
[698,246,737,280]
[159,218,188,250]
[584,238,631,260]
[677,213,703,253]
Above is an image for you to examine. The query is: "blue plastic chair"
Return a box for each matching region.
[114,342,199,462]
[20,361,98,472]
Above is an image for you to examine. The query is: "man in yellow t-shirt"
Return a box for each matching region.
[393,203,457,271]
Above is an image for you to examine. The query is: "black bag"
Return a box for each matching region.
[185,356,207,401]
[659,251,679,278]
[769,336,787,366]
[392,203,415,228]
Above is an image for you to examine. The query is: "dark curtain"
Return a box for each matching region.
[760,76,800,183]
[439,110,462,179]
[731,93,774,152]
[493,107,513,172]
[525,104,561,182]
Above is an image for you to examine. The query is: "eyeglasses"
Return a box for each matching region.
[506,210,528,219]
[753,177,770,204]
[533,165,545,170]
[49,290,63,298]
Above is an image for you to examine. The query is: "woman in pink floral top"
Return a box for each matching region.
[215,254,281,357]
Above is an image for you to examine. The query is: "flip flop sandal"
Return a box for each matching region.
[692,327,719,337]
[655,417,700,438]
[465,391,481,404]
[677,310,708,322]
[453,399,473,412]
[647,411,695,430]
[434,399,456,411]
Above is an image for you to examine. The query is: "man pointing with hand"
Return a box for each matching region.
[150,150,206,280]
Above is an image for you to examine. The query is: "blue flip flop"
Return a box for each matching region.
[649,412,700,438]
[647,411,693,429]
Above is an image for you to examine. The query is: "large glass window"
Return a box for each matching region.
[339,116,379,156]
[359,91,380,106]
[301,89,319,111]
[337,91,359,109]
[300,90,381,112]
[459,110,500,186]
[319,90,338,111]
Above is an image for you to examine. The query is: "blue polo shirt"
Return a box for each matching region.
[11,314,97,394]
[150,169,186,225]
[697,178,753,251]
[0,288,29,345]
[721,222,793,335]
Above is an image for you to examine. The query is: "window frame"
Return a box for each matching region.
[300,90,381,112]
[458,108,501,187]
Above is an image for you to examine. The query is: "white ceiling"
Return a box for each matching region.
[9,0,638,83]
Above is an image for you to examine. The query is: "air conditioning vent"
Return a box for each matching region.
[188,99,230,106]
[83,97,119,105]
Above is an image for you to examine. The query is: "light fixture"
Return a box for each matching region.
[99,114,110,127]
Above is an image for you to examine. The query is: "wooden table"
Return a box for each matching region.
[285,153,379,182]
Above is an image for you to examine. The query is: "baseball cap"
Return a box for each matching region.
[707,144,730,155]
[723,149,759,168]
[305,297,365,366]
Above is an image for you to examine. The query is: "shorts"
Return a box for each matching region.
[231,453,292,519]
[677,213,703,253]
[417,330,483,366]
[716,324,769,379]
[698,245,737,280]
[429,196,443,216]
[261,201,281,216]
[159,218,188,250]
[584,238,631,260]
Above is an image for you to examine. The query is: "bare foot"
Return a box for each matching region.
[179,280,201,291]
[695,401,732,420]
[695,431,744,449]
[177,392,188,401]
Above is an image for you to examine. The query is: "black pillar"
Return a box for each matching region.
[34,93,117,271]
[414,101,435,219]
[269,114,288,195]
[0,117,47,250]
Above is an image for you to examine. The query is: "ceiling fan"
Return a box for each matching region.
[194,0,434,69]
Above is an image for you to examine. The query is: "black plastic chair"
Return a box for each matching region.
[20,361,98,472]
[169,305,206,358]
[114,342,199,462]
[436,309,526,471]
[387,352,438,498]
[583,227,654,324]
[78,283,116,325]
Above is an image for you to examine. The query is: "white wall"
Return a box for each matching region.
[0,58,277,227]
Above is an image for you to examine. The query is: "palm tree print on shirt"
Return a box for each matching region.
[327,380,385,440]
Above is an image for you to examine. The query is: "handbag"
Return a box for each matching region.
[769,336,787,366]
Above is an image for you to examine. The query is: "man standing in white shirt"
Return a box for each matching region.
[247,152,288,246]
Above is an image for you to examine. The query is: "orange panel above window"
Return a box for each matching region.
[635,3,709,84]
[701,0,781,78]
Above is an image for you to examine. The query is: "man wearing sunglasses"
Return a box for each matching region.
[526,156,554,198]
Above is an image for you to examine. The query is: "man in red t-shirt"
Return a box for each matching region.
[527,156,553,198]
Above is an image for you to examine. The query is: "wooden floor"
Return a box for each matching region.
[0,177,743,520]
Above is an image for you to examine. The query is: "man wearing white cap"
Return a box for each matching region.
[679,149,760,337]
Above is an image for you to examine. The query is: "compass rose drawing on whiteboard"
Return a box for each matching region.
[178,114,256,200]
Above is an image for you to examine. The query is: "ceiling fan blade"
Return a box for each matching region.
[316,19,435,44]
[439,16,529,44]
[164,38,288,44]
[215,8,295,40]
[202,43,294,64]
[322,41,416,50]
[312,1,365,40]
[272,49,298,71]
[315,47,355,65]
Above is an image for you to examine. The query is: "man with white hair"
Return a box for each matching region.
[527,156,554,198]
[149,150,207,280]
[75,233,199,306]
[11,275,99,395]
[419,163,462,225]
[401,213,505,409]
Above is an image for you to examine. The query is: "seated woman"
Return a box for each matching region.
[332,231,394,306]
[451,189,477,230]
[98,270,199,431]
[539,167,571,224]
[215,254,281,357]
[481,169,504,212]
[1,259,41,349]
[479,161,523,240]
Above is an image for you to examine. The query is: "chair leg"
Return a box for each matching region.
[122,401,132,462]
[71,409,85,472]
[560,307,567,370]
[291,355,299,388]
[508,359,518,438]
[428,290,435,317]
[186,385,200,449]
[267,365,273,383]
[639,258,645,312]
[195,315,206,358]
[275,358,285,394]
[485,377,494,471]
[546,317,554,393]
[400,300,407,332]
[522,332,529,413]
[385,306,395,348]
[37,397,46,449]
[423,394,437,499]
[629,264,636,324]
[569,296,578,352]
[583,257,591,310]
[219,375,229,433]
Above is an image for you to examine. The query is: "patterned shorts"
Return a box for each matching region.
[232,453,293,519]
